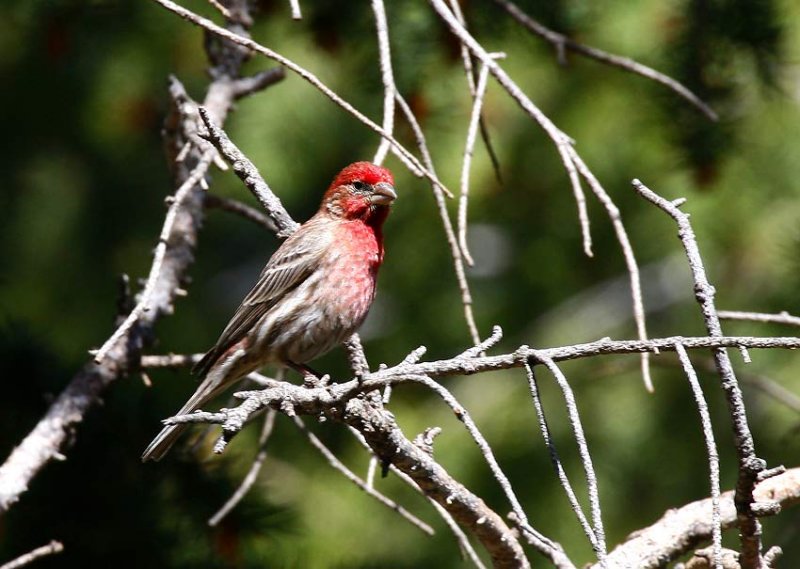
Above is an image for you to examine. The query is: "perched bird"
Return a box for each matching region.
[142,162,397,461]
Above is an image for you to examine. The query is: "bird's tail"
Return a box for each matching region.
[141,383,215,462]
[142,347,252,462]
[140,423,188,462]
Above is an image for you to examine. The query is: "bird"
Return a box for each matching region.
[142,161,397,461]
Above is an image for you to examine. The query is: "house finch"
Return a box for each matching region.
[142,162,396,461]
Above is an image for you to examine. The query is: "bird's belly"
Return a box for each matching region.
[260,251,379,365]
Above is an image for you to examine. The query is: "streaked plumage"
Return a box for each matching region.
[142,162,396,461]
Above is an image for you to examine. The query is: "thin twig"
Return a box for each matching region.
[458,325,503,359]
[288,0,302,20]
[0,541,64,569]
[208,409,278,526]
[522,359,600,552]
[152,0,454,197]
[292,416,434,536]
[204,194,279,232]
[529,353,607,561]
[491,0,718,121]
[448,0,504,186]
[401,374,560,558]
[206,0,231,20]
[197,107,298,237]
[571,152,652,392]
[92,152,214,364]
[633,179,766,568]
[445,8,650,373]
[430,0,597,259]
[229,67,287,100]
[429,0,655,391]
[371,0,395,166]
[346,427,488,569]
[719,310,800,328]
[675,343,722,569]
[343,333,370,379]
[394,93,482,345]
[458,62,492,266]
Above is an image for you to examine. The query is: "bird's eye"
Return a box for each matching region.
[352,181,368,192]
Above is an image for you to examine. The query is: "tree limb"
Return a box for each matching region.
[592,467,800,569]
[0,0,282,516]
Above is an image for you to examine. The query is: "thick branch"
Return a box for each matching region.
[0,0,276,515]
[342,398,530,568]
[592,467,800,569]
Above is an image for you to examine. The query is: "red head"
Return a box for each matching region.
[321,162,397,225]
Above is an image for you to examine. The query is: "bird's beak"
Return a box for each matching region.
[370,182,397,206]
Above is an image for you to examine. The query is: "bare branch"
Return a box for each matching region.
[342,398,531,568]
[347,426,489,569]
[152,0,455,197]
[371,0,395,166]
[458,325,503,359]
[430,499,489,569]
[719,310,800,327]
[204,194,279,232]
[208,409,277,527]
[399,375,561,558]
[675,343,722,569]
[368,335,800,385]
[141,353,203,368]
[167,382,531,567]
[146,334,800,394]
[288,0,302,20]
[206,0,231,20]
[229,67,286,100]
[632,179,767,567]
[343,334,371,379]
[529,353,607,561]
[293,416,434,536]
[429,0,652,391]
[592,467,800,569]
[571,153,652,392]
[491,0,718,121]
[448,0,504,187]
[428,0,588,252]
[394,93,482,345]
[91,152,214,364]
[197,106,299,237]
[0,541,64,569]
[458,61,492,266]
[522,359,600,553]
[0,0,274,514]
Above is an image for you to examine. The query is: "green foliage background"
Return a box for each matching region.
[1,0,799,567]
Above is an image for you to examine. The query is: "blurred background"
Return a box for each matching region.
[1,0,799,567]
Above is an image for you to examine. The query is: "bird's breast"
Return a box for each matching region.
[323,221,383,319]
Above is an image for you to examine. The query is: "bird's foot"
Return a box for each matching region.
[288,361,328,388]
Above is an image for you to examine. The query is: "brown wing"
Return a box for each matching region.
[192,218,332,377]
